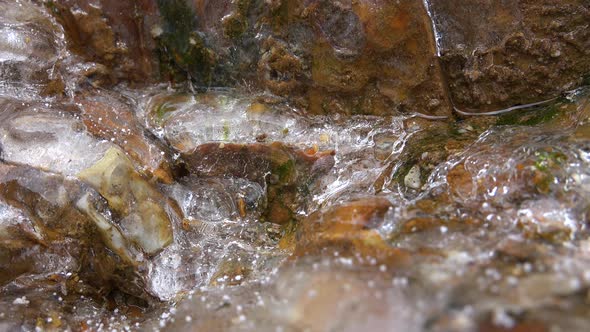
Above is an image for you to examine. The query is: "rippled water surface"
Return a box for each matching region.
[2,1,590,331]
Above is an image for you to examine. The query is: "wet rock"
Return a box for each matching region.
[517,198,578,242]
[404,164,422,189]
[0,98,111,176]
[0,163,149,298]
[182,142,335,224]
[307,0,450,116]
[292,198,410,267]
[47,0,160,84]
[36,0,590,115]
[445,133,572,207]
[78,147,174,255]
[144,91,310,153]
[375,118,481,193]
[208,243,254,287]
[0,201,44,285]
[441,116,590,243]
[257,38,306,97]
[0,0,62,89]
[272,0,450,116]
[145,91,262,151]
[125,0,452,116]
[272,268,403,332]
[430,0,590,112]
[75,91,174,183]
[155,0,219,86]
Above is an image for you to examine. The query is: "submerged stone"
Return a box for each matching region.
[292,198,411,267]
[0,163,150,299]
[76,91,174,183]
[78,147,174,255]
[0,98,111,176]
[182,142,335,224]
[0,0,64,94]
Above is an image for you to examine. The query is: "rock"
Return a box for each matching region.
[292,198,410,267]
[154,0,217,85]
[0,98,111,176]
[46,0,160,84]
[404,164,422,189]
[306,0,450,116]
[182,142,335,224]
[78,147,174,255]
[126,0,452,116]
[0,201,44,285]
[0,0,62,91]
[272,269,395,332]
[144,91,310,153]
[35,0,590,114]
[430,0,590,112]
[75,91,174,183]
[445,136,571,207]
[517,198,578,242]
[0,162,150,299]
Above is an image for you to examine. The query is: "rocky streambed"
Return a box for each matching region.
[1,0,590,331]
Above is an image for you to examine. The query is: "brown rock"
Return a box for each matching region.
[75,92,174,183]
[0,163,150,299]
[431,0,590,112]
[47,0,159,84]
[293,198,410,267]
[287,0,451,116]
[182,142,335,224]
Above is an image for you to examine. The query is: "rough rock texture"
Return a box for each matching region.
[42,0,590,114]
[250,0,451,117]
[0,163,152,300]
[46,0,160,84]
[430,0,590,112]
[2,2,590,330]
[291,197,411,268]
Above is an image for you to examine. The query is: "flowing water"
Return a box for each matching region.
[1,1,590,331]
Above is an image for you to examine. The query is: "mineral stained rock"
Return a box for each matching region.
[430,0,590,112]
[182,142,335,224]
[76,91,175,183]
[291,197,412,268]
[45,0,590,114]
[78,147,174,255]
[3,1,590,331]
[46,0,160,84]
[46,0,451,116]
[0,163,150,299]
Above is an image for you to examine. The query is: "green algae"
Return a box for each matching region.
[496,103,561,126]
[156,0,215,85]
